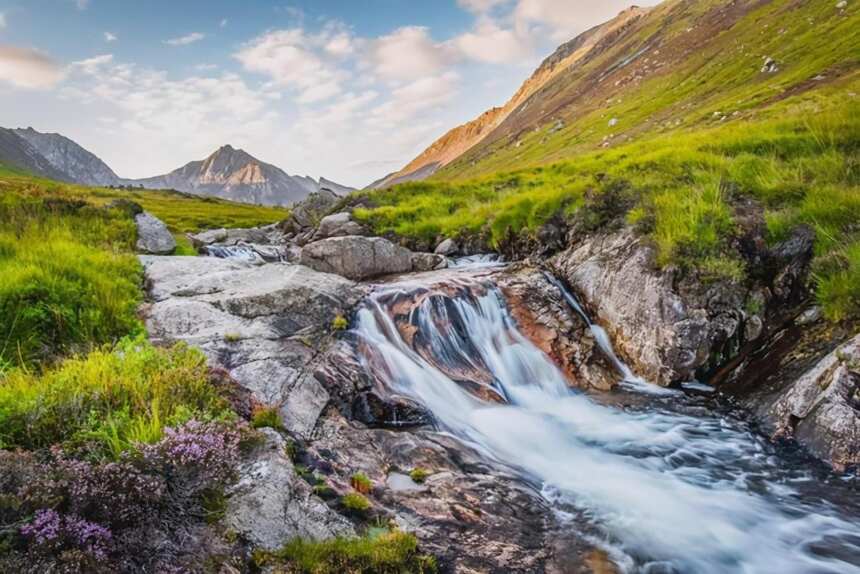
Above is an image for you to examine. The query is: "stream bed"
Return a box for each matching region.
[350,264,860,573]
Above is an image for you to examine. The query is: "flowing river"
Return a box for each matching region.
[350,264,860,573]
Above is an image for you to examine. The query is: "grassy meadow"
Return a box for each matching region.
[356,91,860,320]
[0,167,287,369]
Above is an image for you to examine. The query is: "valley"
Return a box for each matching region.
[0,0,858,572]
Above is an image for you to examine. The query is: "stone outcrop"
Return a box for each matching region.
[282,189,340,232]
[187,224,282,249]
[499,266,617,391]
[766,333,860,470]
[225,429,354,550]
[300,236,414,281]
[135,212,176,255]
[313,212,369,240]
[550,226,813,387]
[141,256,364,437]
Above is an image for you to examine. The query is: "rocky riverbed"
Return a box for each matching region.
[136,193,860,572]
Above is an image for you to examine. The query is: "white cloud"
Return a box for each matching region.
[235,28,349,103]
[370,26,454,82]
[514,0,644,42]
[164,32,205,46]
[62,55,280,176]
[0,13,6,29]
[453,18,533,63]
[104,32,117,43]
[195,63,218,71]
[220,18,228,28]
[370,72,459,125]
[457,0,510,14]
[0,45,65,89]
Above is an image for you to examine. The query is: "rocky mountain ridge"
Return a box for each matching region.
[126,144,353,207]
[0,128,352,206]
[12,127,121,187]
[371,5,651,188]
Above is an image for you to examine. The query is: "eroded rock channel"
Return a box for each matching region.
[140,207,860,573]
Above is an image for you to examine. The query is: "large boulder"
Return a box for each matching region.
[313,212,368,240]
[300,236,414,280]
[135,212,176,255]
[225,429,353,550]
[141,257,364,437]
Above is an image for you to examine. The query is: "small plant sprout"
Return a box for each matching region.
[409,468,430,484]
[332,315,349,331]
[350,472,372,494]
[251,405,283,430]
[341,492,372,514]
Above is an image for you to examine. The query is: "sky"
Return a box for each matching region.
[0,0,652,187]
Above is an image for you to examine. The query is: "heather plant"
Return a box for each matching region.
[22,449,165,529]
[0,338,233,456]
[21,509,113,563]
[141,419,247,494]
[341,493,372,515]
[350,472,372,494]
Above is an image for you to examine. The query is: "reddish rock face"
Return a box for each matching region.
[499,266,618,392]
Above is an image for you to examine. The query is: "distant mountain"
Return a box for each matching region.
[12,127,121,187]
[369,6,650,189]
[0,128,71,181]
[127,145,355,206]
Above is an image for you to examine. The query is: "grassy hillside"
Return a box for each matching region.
[0,166,288,369]
[355,0,859,321]
[440,0,859,179]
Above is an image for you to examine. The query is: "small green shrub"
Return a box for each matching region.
[256,530,437,574]
[251,406,283,430]
[223,332,241,343]
[409,468,430,484]
[350,472,372,494]
[341,492,372,514]
[332,315,349,331]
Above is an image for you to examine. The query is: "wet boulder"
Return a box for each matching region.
[300,236,414,280]
[411,252,448,272]
[135,212,176,255]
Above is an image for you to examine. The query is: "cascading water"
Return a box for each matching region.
[352,268,860,573]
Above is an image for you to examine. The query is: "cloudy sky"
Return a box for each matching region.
[0,0,650,187]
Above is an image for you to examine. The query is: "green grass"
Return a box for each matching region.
[251,405,284,430]
[409,468,430,484]
[341,492,372,514]
[0,338,233,458]
[356,100,860,320]
[0,167,288,368]
[256,530,437,574]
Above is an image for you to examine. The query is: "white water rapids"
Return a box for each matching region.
[351,269,860,573]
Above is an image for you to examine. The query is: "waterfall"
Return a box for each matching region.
[352,273,860,573]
